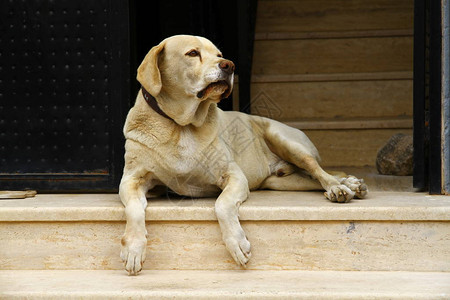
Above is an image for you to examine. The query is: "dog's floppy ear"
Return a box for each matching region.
[137,42,165,97]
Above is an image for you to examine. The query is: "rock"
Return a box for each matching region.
[376,133,413,176]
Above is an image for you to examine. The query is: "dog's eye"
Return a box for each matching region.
[186,50,200,57]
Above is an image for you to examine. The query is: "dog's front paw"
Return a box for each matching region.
[224,232,252,267]
[120,233,147,275]
[324,185,355,203]
[340,175,368,199]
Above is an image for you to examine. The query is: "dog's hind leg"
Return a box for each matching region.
[260,172,322,191]
[262,120,368,202]
[260,171,367,199]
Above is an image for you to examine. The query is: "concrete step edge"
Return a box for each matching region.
[1,191,450,222]
[1,270,448,299]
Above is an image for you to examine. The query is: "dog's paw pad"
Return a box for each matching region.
[340,175,368,199]
[324,184,354,203]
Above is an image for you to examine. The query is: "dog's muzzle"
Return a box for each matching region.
[196,80,232,99]
[197,59,235,100]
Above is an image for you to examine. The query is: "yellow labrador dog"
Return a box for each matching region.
[120,35,368,275]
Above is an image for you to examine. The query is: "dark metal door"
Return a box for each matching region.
[0,0,130,191]
[0,0,256,192]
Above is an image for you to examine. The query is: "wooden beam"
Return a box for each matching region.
[255,29,414,41]
[284,117,413,130]
[250,71,413,83]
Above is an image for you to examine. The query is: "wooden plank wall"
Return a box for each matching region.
[249,0,414,167]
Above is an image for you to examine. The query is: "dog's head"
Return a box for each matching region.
[137,35,234,126]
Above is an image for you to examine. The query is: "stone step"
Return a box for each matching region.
[1,192,449,271]
[1,270,448,299]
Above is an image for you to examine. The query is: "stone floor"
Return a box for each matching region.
[1,269,449,299]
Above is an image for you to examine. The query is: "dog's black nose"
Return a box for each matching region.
[219,60,235,74]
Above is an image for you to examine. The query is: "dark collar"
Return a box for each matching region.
[141,87,173,121]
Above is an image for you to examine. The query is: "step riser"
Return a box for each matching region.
[252,37,412,76]
[2,220,448,271]
[256,0,413,33]
[250,80,412,120]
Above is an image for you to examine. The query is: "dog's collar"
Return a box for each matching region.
[141,87,173,121]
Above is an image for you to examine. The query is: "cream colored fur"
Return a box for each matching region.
[119,35,368,275]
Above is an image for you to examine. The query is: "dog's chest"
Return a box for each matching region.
[158,142,226,197]
[171,128,199,173]
[162,128,227,176]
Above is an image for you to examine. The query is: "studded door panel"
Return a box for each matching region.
[0,0,130,191]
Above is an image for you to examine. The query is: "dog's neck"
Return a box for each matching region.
[141,87,173,121]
